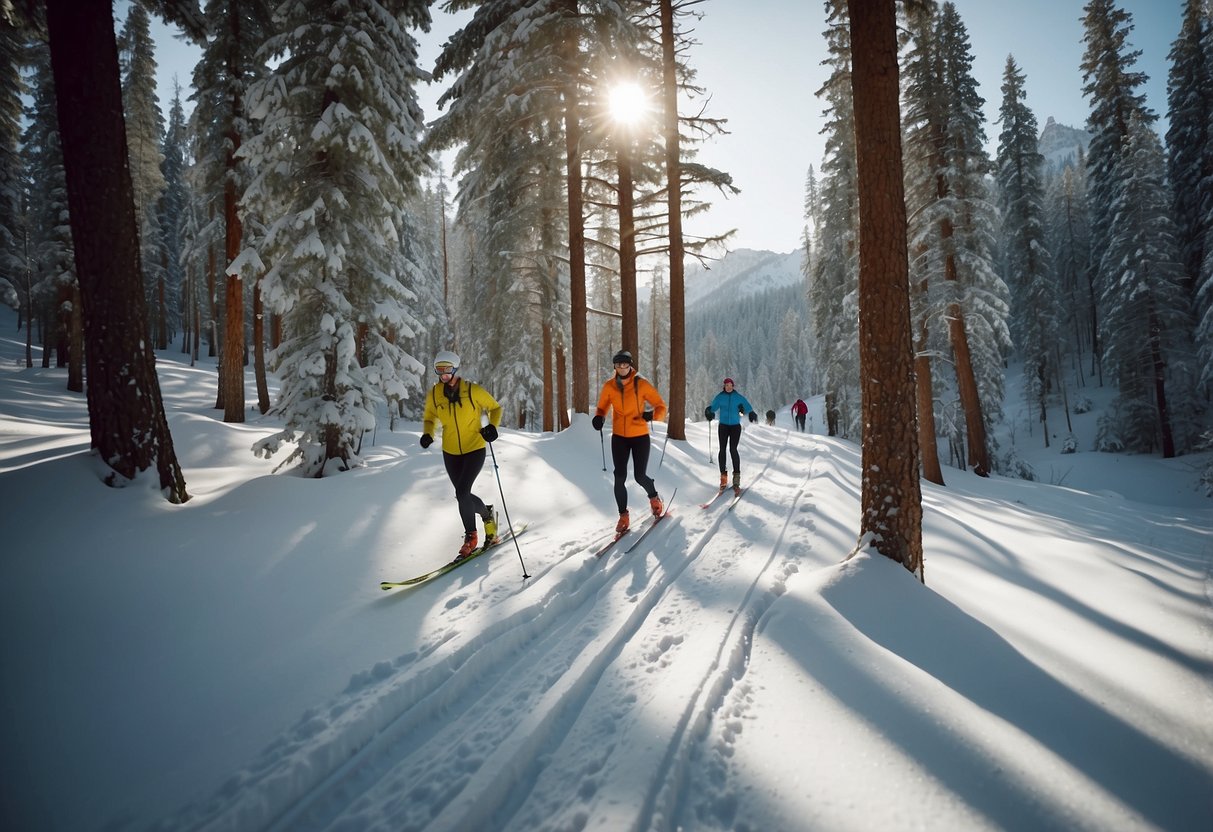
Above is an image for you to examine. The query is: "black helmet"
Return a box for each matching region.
[612,350,633,366]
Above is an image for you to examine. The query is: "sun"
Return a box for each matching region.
[608,82,650,126]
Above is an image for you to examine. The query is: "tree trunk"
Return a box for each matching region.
[559,0,589,414]
[1147,301,1175,458]
[557,342,570,430]
[659,0,686,441]
[847,0,923,577]
[617,144,638,361]
[45,0,188,503]
[67,282,83,393]
[157,252,168,350]
[221,9,245,423]
[946,292,990,475]
[253,275,269,414]
[914,312,944,484]
[542,322,554,432]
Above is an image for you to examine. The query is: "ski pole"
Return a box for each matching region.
[659,425,670,468]
[487,440,530,580]
[600,426,607,471]
[707,418,712,464]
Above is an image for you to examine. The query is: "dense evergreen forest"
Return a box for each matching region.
[1,0,1210,495]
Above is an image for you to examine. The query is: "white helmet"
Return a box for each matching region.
[434,350,460,375]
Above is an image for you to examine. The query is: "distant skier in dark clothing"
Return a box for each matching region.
[792,399,808,432]
[704,377,756,493]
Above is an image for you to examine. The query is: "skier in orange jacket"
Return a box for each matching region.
[592,350,667,533]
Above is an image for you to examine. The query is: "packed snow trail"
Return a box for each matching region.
[160,428,830,832]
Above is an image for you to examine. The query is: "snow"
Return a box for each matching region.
[1,305,1210,832]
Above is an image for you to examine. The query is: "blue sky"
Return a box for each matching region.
[147,0,1183,255]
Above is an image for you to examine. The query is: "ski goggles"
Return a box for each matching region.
[435,363,456,376]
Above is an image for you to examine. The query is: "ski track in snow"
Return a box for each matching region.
[157,429,834,832]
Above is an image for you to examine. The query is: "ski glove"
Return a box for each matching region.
[704,406,714,421]
[642,410,654,422]
[480,424,498,443]
[748,411,758,423]
[419,433,434,449]
[592,415,605,431]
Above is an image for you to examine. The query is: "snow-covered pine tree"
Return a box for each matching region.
[924,2,1011,475]
[1044,159,1097,387]
[1166,0,1213,399]
[0,12,23,312]
[158,81,190,352]
[22,36,81,390]
[430,2,602,429]
[1081,0,1155,376]
[1097,115,1199,457]
[189,0,274,422]
[243,0,430,476]
[900,0,947,482]
[809,0,860,440]
[996,55,1059,447]
[390,181,447,424]
[118,3,168,347]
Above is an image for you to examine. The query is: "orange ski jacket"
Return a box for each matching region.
[595,373,667,438]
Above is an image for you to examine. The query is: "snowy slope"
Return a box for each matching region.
[1,304,1211,832]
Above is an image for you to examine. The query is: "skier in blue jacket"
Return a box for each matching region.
[704,377,757,492]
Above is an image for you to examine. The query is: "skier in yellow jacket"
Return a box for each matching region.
[421,350,503,558]
[592,350,668,533]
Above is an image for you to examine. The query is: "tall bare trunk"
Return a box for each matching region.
[45,0,188,502]
[220,10,245,423]
[559,0,589,414]
[617,145,638,360]
[543,322,554,432]
[847,0,923,577]
[253,275,269,414]
[659,0,686,440]
[557,343,570,430]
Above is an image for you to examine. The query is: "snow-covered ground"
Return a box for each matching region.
[1,308,1210,832]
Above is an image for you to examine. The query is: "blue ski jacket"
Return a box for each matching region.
[707,389,754,426]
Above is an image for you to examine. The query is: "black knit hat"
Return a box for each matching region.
[612,350,633,366]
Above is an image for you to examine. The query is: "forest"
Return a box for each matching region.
[1,0,1211,520]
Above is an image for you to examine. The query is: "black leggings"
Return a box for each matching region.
[611,434,656,513]
[444,448,489,533]
[718,423,741,473]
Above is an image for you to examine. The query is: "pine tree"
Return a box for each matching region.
[847,0,924,578]
[996,55,1059,447]
[1166,0,1213,396]
[44,0,189,502]
[809,0,860,441]
[0,11,26,310]
[23,35,81,390]
[430,1,596,425]
[243,0,431,475]
[1045,158,1097,386]
[900,0,947,483]
[1098,116,1198,457]
[1081,0,1155,380]
[189,0,273,422]
[158,80,189,352]
[118,3,169,346]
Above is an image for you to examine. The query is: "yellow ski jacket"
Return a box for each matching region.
[422,378,503,455]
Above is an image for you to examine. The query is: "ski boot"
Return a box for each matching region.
[616,511,630,534]
[456,531,478,560]
[483,505,498,545]
[649,494,664,517]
